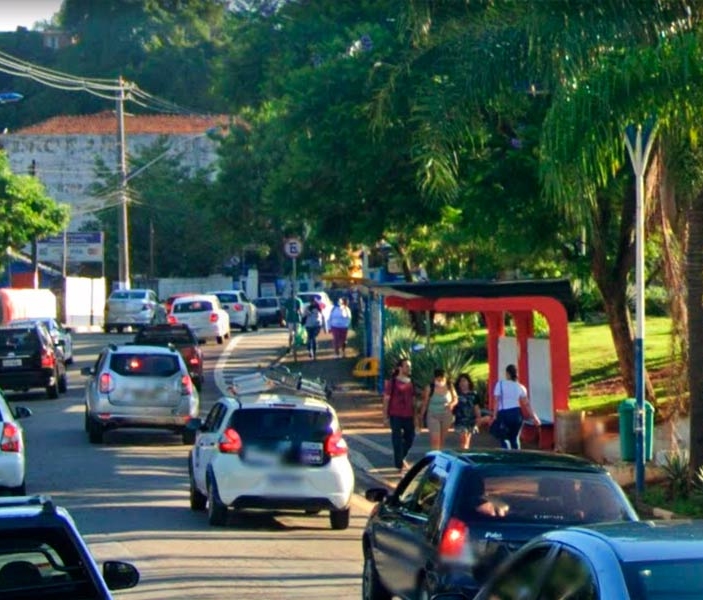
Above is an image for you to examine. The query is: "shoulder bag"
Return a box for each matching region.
[489,381,509,440]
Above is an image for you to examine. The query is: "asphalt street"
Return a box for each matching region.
[8,329,373,600]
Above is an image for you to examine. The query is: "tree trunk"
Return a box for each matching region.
[686,194,703,474]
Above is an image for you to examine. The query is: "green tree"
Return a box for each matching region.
[0,151,69,249]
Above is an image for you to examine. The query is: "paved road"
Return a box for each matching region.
[9,329,371,599]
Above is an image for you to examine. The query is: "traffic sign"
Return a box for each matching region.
[284,237,303,258]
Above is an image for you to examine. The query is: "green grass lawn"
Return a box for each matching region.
[434,316,674,413]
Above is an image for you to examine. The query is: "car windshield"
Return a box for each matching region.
[622,558,703,598]
[254,298,278,308]
[173,301,213,313]
[215,294,239,303]
[109,353,180,377]
[0,329,39,352]
[455,470,631,525]
[135,329,196,346]
[230,408,333,442]
[0,527,100,599]
[110,291,147,300]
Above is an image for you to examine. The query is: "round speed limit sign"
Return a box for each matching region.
[284,237,303,258]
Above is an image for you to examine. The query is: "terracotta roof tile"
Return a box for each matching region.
[14,111,239,135]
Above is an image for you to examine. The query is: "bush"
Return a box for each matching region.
[645,286,670,317]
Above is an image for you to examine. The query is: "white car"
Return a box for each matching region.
[207,290,258,332]
[187,393,354,529]
[0,392,32,495]
[168,295,230,344]
[104,288,165,333]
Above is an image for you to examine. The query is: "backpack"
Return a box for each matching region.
[304,307,322,328]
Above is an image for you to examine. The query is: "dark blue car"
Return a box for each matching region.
[362,450,638,600]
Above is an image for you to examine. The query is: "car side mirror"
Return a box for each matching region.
[80,367,95,376]
[102,561,140,591]
[186,418,203,432]
[365,487,389,503]
[13,406,32,419]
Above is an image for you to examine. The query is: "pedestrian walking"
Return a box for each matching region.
[490,364,541,449]
[283,295,304,351]
[419,368,457,451]
[302,300,324,359]
[328,297,352,357]
[382,358,416,472]
[453,373,486,450]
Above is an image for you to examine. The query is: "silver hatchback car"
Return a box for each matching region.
[82,344,199,445]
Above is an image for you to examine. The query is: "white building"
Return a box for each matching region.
[0,111,232,230]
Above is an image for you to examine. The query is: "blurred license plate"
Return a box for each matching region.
[267,473,302,485]
[3,359,21,367]
[301,441,323,465]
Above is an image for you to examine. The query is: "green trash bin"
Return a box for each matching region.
[618,398,654,462]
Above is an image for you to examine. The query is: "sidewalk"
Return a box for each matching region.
[281,329,686,490]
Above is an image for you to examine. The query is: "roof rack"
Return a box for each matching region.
[0,495,56,514]
[229,365,332,401]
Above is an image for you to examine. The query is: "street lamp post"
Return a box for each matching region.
[624,119,657,495]
[116,77,130,290]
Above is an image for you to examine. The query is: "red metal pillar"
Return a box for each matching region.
[512,311,534,392]
[484,311,505,411]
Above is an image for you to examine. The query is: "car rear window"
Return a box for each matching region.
[0,329,39,352]
[109,353,180,377]
[230,408,333,441]
[455,470,631,525]
[254,298,278,308]
[135,329,196,345]
[110,291,147,300]
[174,300,213,313]
[215,293,239,303]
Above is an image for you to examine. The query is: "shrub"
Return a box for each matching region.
[662,450,691,500]
[644,286,670,317]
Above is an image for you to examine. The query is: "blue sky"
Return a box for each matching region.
[0,1,63,32]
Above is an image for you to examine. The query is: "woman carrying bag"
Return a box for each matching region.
[490,364,540,449]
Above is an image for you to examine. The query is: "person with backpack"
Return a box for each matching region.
[382,358,416,472]
[302,299,325,359]
[419,368,457,451]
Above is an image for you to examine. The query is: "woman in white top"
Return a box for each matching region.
[491,364,541,449]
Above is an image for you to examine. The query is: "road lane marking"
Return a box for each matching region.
[348,432,393,457]
[214,335,242,395]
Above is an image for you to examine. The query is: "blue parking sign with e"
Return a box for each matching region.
[285,238,302,257]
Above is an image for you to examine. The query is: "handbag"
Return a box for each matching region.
[489,382,509,440]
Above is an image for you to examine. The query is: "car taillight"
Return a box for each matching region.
[167,315,177,324]
[233,303,244,311]
[181,374,193,395]
[438,518,468,558]
[188,356,200,365]
[41,348,55,369]
[209,313,219,322]
[324,430,348,457]
[218,428,242,454]
[99,373,114,394]
[142,303,150,311]
[1,422,20,452]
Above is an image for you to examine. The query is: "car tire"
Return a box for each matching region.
[10,481,26,496]
[190,477,207,512]
[88,419,104,444]
[46,376,59,400]
[58,372,68,393]
[414,577,431,600]
[240,317,249,332]
[65,356,74,366]
[362,552,392,600]
[182,428,196,445]
[329,507,350,530]
[207,478,228,526]
[251,318,259,332]
[216,335,224,345]
[116,326,124,334]
[194,378,202,392]
[305,508,322,515]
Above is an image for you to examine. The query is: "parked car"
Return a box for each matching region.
[81,343,200,444]
[362,449,638,600]
[187,392,354,529]
[0,392,31,495]
[466,520,703,600]
[8,318,74,364]
[104,289,165,333]
[133,324,204,391]
[0,495,139,598]
[207,290,258,332]
[253,296,284,327]
[297,291,333,326]
[0,323,67,399]
[168,295,230,344]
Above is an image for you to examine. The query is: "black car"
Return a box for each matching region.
[362,450,638,600]
[0,323,67,399]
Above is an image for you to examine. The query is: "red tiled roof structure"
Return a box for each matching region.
[14,111,237,135]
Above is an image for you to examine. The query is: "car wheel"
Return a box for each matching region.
[58,372,68,394]
[10,480,27,496]
[240,317,249,332]
[65,356,74,366]
[182,428,196,445]
[414,577,431,600]
[88,419,104,444]
[251,318,259,332]
[216,335,224,345]
[194,378,202,392]
[329,507,350,530]
[116,325,124,334]
[46,376,59,400]
[190,477,207,512]
[207,478,228,526]
[362,552,391,600]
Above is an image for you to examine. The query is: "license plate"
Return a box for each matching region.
[267,473,302,485]
[3,359,21,367]
[301,441,323,465]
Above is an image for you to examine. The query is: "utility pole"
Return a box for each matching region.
[116,77,130,290]
[149,219,155,279]
[29,159,39,289]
